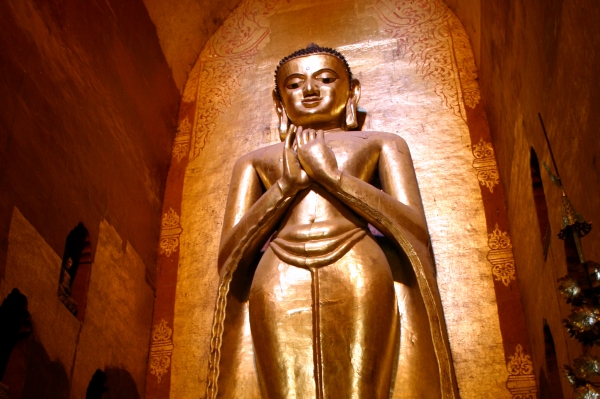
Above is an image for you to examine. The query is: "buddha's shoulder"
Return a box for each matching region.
[329,131,409,149]
[235,142,285,164]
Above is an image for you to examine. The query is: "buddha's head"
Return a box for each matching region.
[273,44,361,140]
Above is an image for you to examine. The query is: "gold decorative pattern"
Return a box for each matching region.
[472,139,500,193]
[487,224,516,286]
[190,0,284,159]
[506,345,537,398]
[371,0,480,120]
[449,18,481,108]
[182,63,201,103]
[160,208,182,257]
[150,319,174,383]
[172,117,192,162]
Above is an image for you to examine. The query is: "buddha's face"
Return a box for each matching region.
[277,54,351,129]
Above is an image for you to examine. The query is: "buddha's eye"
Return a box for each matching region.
[315,71,339,84]
[285,77,305,90]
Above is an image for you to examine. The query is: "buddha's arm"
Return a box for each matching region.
[297,131,429,244]
[218,136,309,274]
[346,136,429,243]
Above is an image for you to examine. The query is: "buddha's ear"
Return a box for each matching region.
[350,79,361,104]
[345,79,361,129]
[272,89,289,141]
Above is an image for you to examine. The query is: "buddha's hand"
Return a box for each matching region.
[296,127,342,189]
[279,124,311,196]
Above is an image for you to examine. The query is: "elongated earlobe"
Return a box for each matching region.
[345,97,358,129]
[345,79,361,130]
[272,89,289,141]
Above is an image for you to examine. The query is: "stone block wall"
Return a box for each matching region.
[0,0,180,396]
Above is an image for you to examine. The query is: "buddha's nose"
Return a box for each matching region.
[303,79,319,97]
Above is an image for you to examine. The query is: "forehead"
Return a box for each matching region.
[278,54,349,81]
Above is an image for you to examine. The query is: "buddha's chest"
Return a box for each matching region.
[257,136,380,186]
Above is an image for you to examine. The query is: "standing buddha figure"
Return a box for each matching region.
[206,44,459,399]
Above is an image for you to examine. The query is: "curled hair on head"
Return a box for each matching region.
[274,43,353,100]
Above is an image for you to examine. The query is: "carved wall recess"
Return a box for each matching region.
[149,319,174,383]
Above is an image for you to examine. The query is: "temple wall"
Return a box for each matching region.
[1,209,154,398]
[475,1,600,398]
[0,0,597,397]
[0,0,179,396]
[142,0,243,92]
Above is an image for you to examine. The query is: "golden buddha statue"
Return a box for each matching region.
[206,44,459,399]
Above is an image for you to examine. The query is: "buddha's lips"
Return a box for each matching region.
[301,97,322,105]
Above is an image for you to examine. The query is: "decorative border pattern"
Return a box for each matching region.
[172,117,192,163]
[190,0,284,159]
[371,0,481,121]
[487,224,516,287]
[159,208,182,257]
[506,345,537,398]
[472,139,500,193]
[150,319,174,383]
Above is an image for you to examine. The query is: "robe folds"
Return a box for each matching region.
[204,179,460,399]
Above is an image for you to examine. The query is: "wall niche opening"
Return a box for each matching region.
[58,223,92,322]
[530,148,551,259]
[538,321,564,399]
[0,288,32,399]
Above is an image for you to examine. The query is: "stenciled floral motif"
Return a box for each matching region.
[472,138,500,193]
[159,208,183,257]
[159,237,179,257]
[491,261,516,287]
[472,138,495,159]
[172,117,192,162]
[505,345,537,398]
[150,355,171,383]
[371,0,481,121]
[172,143,189,163]
[507,345,533,376]
[162,208,180,229]
[153,319,173,342]
[150,319,174,383]
[488,224,512,250]
[190,0,286,158]
[487,224,516,287]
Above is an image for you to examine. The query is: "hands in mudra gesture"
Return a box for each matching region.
[280,123,341,196]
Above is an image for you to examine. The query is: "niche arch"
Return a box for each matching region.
[153,0,533,397]
[58,223,93,321]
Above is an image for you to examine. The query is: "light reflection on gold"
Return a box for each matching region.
[171,0,512,398]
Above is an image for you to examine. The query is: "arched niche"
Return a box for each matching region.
[153,0,532,398]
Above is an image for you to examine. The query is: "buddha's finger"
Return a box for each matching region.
[297,126,305,146]
[300,127,308,146]
[285,124,297,149]
[316,129,324,141]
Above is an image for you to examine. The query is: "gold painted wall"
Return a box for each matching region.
[164,0,530,397]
